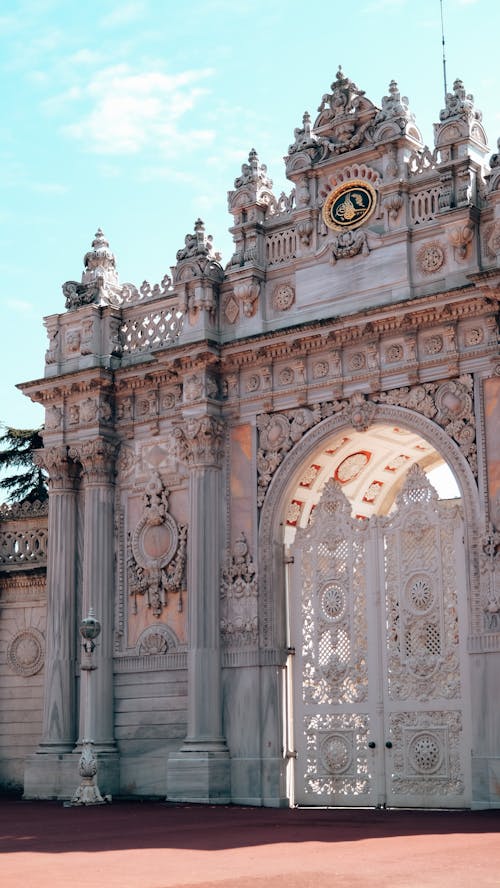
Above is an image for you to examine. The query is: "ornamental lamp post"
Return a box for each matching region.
[70,608,110,806]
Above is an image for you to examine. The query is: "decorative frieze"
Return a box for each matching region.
[479,525,500,631]
[68,439,117,483]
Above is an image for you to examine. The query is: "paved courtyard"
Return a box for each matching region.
[1,799,499,888]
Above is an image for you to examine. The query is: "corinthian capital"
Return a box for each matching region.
[174,416,225,467]
[33,446,76,491]
[68,439,117,483]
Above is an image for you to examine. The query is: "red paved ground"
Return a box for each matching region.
[0,799,499,888]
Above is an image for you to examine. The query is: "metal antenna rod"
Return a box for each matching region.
[440,0,448,100]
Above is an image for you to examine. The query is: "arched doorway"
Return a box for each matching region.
[280,422,472,808]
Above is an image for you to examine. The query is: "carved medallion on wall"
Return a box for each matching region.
[272,282,295,312]
[416,242,446,275]
[322,179,377,232]
[127,471,187,618]
[7,628,45,676]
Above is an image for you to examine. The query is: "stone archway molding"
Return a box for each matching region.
[258,402,482,650]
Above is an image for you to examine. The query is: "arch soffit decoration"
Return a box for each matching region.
[258,404,482,648]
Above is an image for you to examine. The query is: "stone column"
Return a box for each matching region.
[68,438,120,796]
[72,439,117,753]
[24,447,79,798]
[167,416,230,802]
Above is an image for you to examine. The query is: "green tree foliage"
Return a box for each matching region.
[0,426,48,503]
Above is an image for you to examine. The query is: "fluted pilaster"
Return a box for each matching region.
[35,447,78,752]
[70,439,116,751]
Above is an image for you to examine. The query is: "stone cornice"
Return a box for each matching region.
[18,367,114,404]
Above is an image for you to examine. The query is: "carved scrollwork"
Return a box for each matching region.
[330,229,369,264]
[220,532,258,646]
[174,416,225,468]
[127,471,187,618]
[68,439,117,483]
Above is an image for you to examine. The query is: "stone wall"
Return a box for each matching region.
[0,502,48,792]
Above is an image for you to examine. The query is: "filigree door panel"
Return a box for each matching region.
[381,465,469,807]
[291,479,377,806]
[290,466,470,808]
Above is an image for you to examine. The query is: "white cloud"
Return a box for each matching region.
[59,64,215,155]
[31,182,68,195]
[100,2,146,28]
[6,298,36,317]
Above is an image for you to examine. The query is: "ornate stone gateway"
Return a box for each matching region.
[290,464,469,807]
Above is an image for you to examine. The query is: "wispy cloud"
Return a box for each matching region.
[58,64,215,155]
[100,2,146,28]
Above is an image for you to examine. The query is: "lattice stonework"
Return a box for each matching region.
[298,479,369,708]
[383,465,461,702]
[303,713,371,799]
[390,711,464,797]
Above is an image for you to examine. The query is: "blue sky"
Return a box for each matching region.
[1,0,499,430]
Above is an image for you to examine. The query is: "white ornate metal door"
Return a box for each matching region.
[380,465,469,807]
[290,465,469,807]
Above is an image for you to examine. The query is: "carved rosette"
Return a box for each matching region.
[68,439,117,484]
[174,416,225,468]
[127,471,187,618]
[220,532,258,646]
[7,628,45,676]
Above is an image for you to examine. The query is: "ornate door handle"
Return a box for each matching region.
[368,741,376,749]
[385,741,393,749]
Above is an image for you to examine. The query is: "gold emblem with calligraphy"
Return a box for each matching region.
[322,179,377,231]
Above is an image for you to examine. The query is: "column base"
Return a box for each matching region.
[23,749,120,800]
[167,740,231,804]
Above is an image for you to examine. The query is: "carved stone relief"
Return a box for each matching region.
[7,628,45,676]
[127,471,187,618]
[416,242,446,275]
[220,532,258,646]
[272,283,295,312]
[256,376,477,509]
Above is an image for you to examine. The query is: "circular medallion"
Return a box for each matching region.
[322,180,377,231]
[7,628,45,677]
[406,574,434,613]
[320,733,353,773]
[321,583,346,620]
[408,732,442,774]
[335,451,370,484]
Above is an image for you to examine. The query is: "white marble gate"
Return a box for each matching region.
[290,464,470,808]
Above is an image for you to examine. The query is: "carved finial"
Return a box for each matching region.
[233,148,273,191]
[439,77,482,123]
[82,229,119,287]
[176,219,219,262]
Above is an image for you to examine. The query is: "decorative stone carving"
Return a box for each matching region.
[272,282,295,311]
[330,229,369,264]
[439,78,482,124]
[374,80,417,135]
[234,281,260,318]
[297,220,313,246]
[220,532,258,646]
[7,628,45,676]
[127,472,187,618]
[45,404,62,431]
[417,242,445,275]
[482,221,500,260]
[69,439,117,483]
[256,374,477,510]
[256,407,320,506]
[312,67,378,156]
[136,624,179,655]
[228,148,275,212]
[223,292,240,325]
[64,230,122,310]
[174,416,225,468]
[288,110,317,155]
[448,224,474,261]
[375,376,477,474]
[479,524,500,629]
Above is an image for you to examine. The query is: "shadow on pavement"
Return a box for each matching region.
[1,799,499,855]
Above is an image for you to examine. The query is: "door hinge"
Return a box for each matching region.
[285,749,297,759]
[284,554,294,564]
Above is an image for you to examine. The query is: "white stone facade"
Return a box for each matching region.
[2,70,500,807]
